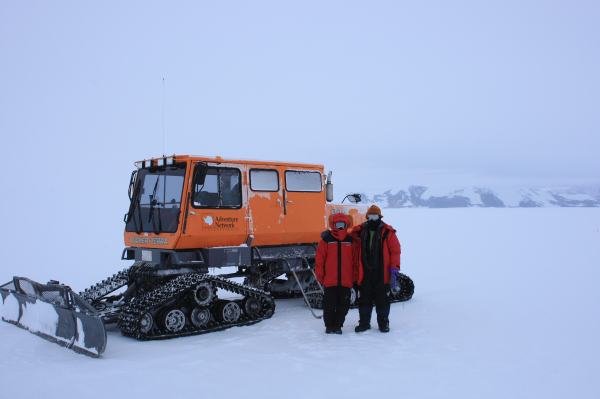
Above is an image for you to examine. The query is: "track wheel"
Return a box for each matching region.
[262,297,275,317]
[190,307,211,328]
[163,308,186,333]
[139,312,154,334]
[243,297,262,317]
[216,300,241,323]
[193,281,216,306]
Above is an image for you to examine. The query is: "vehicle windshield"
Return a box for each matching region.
[125,164,186,233]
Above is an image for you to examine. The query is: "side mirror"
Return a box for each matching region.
[127,170,138,200]
[194,162,208,186]
[342,193,362,204]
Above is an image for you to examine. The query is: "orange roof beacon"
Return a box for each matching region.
[0,155,414,357]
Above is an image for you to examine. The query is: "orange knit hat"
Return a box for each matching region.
[366,204,382,217]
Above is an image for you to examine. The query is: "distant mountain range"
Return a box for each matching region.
[354,185,600,208]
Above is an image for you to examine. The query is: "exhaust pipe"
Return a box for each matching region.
[325,171,333,202]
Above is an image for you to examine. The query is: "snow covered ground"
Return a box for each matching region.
[1,208,599,399]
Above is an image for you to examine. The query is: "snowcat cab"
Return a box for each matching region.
[122,155,358,270]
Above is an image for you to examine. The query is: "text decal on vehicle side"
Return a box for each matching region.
[131,237,169,245]
[202,215,239,229]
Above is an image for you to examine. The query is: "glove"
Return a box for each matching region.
[390,268,400,293]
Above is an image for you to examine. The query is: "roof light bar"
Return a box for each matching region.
[136,156,176,169]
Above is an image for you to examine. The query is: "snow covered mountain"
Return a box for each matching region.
[355,185,600,208]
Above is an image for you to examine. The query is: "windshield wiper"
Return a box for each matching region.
[155,201,163,234]
[148,175,160,224]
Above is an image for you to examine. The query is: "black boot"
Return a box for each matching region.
[378,322,390,333]
[325,327,334,334]
[377,313,390,333]
[354,324,371,333]
[333,328,342,335]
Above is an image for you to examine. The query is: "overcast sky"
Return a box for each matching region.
[0,0,599,280]
[1,0,599,191]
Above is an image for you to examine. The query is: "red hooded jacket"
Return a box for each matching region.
[352,221,401,285]
[315,213,356,288]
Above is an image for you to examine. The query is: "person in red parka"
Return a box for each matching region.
[352,205,401,333]
[315,213,356,334]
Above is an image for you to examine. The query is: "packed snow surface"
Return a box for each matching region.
[0,294,20,322]
[1,208,599,399]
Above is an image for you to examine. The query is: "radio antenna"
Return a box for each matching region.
[161,76,167,156]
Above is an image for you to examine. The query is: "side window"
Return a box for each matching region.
[285,170,322,192]
[193,167,242,208]
[250,169,279,191]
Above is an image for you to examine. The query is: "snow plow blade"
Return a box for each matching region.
[0,277,106,358]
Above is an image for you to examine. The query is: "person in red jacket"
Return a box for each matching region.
[315,213,356,334]
[352,205,401,333]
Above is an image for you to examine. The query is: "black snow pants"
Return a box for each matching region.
[323,286,351,329]
[358,280,390,328]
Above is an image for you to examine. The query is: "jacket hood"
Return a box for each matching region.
[328,213,352,240]
[352,221,396,236]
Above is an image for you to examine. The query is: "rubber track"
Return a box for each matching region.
[78,267,132,303]
[118,273,275,340]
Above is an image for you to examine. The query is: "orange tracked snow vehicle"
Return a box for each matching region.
[0,155,414,357]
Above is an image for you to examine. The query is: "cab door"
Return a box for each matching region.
[181,163,248,248]
[246,167,285,246]
[282,169,326,244]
